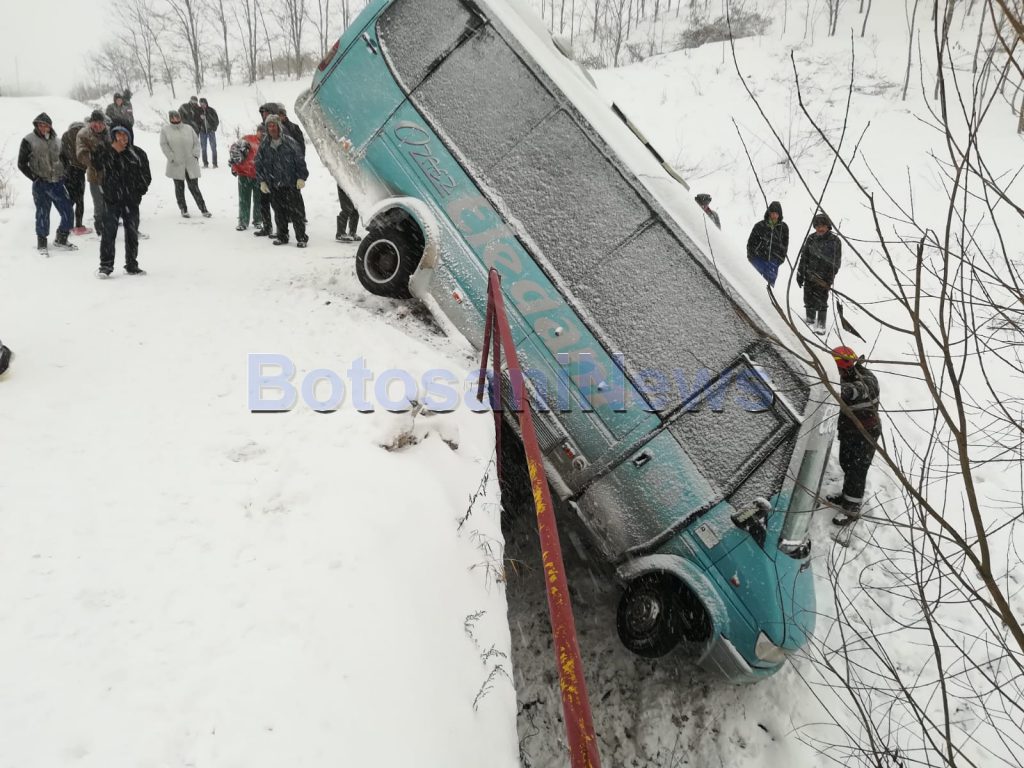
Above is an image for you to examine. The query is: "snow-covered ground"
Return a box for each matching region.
[2,1,1022,766]
[0,87,517,767]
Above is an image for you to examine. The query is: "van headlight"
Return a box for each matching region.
[754,632,789,664]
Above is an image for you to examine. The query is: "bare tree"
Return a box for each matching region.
[208,0,233,84]
[233,0,261,85]
[307,0,332,60]
[727,2,1024,763]
[257,0,277,81]
[902,0,922,99]
[90,41,135,93]
[275,0,307,76]
[166,0,205,93]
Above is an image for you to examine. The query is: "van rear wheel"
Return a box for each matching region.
[355,224,421,299]
[616,572,711,658]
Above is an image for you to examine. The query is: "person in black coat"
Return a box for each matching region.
[276,104,307,221]
[745,200,788,287]
[796,212,842,335]
[825,346,882,525]
[255,115,309,247]
[91,126,152,277]
[178,96,202,135]
[198,97,220,168]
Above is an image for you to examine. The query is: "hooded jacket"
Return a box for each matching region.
[93,141,152,206]
[17,114,65,183]
[61,122,87,171]
[255,118,308,189]
[797,218,842,285]
[159,120,202,180]
[746,201,789,265]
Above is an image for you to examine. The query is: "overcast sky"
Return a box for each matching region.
[0,3,111,95]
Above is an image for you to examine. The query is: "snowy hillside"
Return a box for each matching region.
[0,89,517,767]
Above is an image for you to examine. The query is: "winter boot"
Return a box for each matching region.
[272,234,290,246]
[201,209,212,218]
[236,223,247,231]
[52,230,79,251]
[124,266,147,276]
[180,209,191,219]
[96,268,112,279]
[815,309,828,336]
[37,236,48,255]
[253,227,270,237]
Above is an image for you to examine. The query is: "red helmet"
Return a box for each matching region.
[832,346,858,369]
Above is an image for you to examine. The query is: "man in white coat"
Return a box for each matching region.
[159,110,211,218]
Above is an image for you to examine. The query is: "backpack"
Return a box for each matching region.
[229,139,250,167]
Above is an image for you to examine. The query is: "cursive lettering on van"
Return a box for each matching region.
[393,121,458,198]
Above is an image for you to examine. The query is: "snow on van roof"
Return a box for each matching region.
[482,0,826,369]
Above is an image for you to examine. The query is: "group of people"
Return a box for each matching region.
[17,94,363,275]
[742,199,878,525]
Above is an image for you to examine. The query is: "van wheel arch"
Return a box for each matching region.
[355,211,425,299]
[616,571,713,658]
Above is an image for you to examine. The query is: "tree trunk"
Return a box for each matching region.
[902,0,921,100]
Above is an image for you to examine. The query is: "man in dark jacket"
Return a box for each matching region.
[255,115,309,247]
[179,96,202,135]
[18,113,77,254]
[825,346,882,525]
[91,126,152,277]
[60,121,89,234]
[252,103,278,237]
[796,212,842,335]
[276,105,307,221]
[746,201,788,287]
[198,97,220,168]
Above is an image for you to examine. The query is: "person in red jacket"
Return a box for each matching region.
[229,123,265,231]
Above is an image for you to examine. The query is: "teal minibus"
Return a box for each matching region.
[297,0,836,681]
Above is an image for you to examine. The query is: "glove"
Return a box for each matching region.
[296,179,305,190]
[260,182,269,194]
[840,383,856,402]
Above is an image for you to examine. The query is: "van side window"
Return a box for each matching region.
[377,0,484,92]
[413,25,557,171]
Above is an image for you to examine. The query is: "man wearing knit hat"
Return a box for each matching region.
[254,114,309,247]
[17,113,77,255]
[824,346,882,526]
[76,110,111,237]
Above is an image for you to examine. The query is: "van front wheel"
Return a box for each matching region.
[616,573,710,658]
[355,225,420,299]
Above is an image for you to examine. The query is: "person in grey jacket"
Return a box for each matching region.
[160,110,210,218]
[18,113,77,254]
[796,212,842,336]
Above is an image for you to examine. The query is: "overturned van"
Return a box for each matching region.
[297,0,835,681]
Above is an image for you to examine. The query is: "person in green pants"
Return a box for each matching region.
[229,124,265,231]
